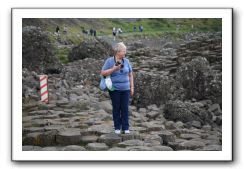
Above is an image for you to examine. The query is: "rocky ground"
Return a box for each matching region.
[22,27,222,151]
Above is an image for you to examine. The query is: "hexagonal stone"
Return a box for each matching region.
[130,126,147,133]
[158,131,176,143]
[23,131,57,146]
[191,120,202,128]
[62,145,86,151]
[144,140,161,147]
[180,133,201,140]
[22,146,42,151]
[144,134,162,143]
[56,100,70,106]
[81,135,98,144]
[121,133,135,141]
[44,125,65,132]
[146,111,160,119]
[178,140,205,150]
[108,147,128,151]
[202,145,222,151]
[118,140,144,148]
[23,127,45,135]
[41,147,59,151]
[87,125,113,135]
[27,110,49,116]
[143,122,164,132]
[98,133,121,146]
[127,146,153,151]
[151,146,174,151]
[86,143,109,151]
[56,129,82,145]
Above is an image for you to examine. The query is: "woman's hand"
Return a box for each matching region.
[130,87,134,96]
[112,65,121,72]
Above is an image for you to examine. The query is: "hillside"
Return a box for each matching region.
[23,18,221,37]
[23,18,222,64]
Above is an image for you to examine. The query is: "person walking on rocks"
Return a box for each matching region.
[112,27,116,41]
[101,42,134,134]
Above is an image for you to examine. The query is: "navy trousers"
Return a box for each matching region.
[109,90,130,130]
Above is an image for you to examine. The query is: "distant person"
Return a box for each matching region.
[118,28,123,34]
[133,25,137,32]
[93,29,96,37]
[112,27,116,40]
[63,25,68,34]
[82,29,88,35]
[139,25,143,32]
[56,26,60,33]
[90,28,94,36]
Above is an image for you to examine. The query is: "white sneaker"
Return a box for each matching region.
[115,130,121,134]
[124,130,130,134]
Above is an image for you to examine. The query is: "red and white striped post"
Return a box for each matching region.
[39,75,49,103]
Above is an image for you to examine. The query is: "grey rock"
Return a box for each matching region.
[146,111,160,119]
[23,131,57,146]
[99,100,112,113]
[56,129,82,145]
[178,140,205,150]
[62,145,86,151]
[165,121,177,130]
[158,131,176,143]
[202,145,222,151]
[81,135,98,144]
[86,143,109,151]
[109,147,128,151]
[151,146,174,151]
[127,146,154,151]
[41,147,59,151]
[208,103,222,116]
[191,120,202,128]
[22,145,42,151]
[118,140,144,148]
[87,125,114,135]
[23,127,45,135]
[98,133,122,146]
[144,140,161,147]
[180,133,201,140]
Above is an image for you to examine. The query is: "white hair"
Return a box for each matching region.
[114,42,126,54]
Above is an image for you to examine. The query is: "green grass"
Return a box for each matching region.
[54,47,71,64]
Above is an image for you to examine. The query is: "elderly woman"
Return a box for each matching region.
[101,42,134,134]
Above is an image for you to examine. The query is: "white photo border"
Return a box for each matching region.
[12,8,233,161]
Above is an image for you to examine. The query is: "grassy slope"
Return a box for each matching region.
[23,18,222,63]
